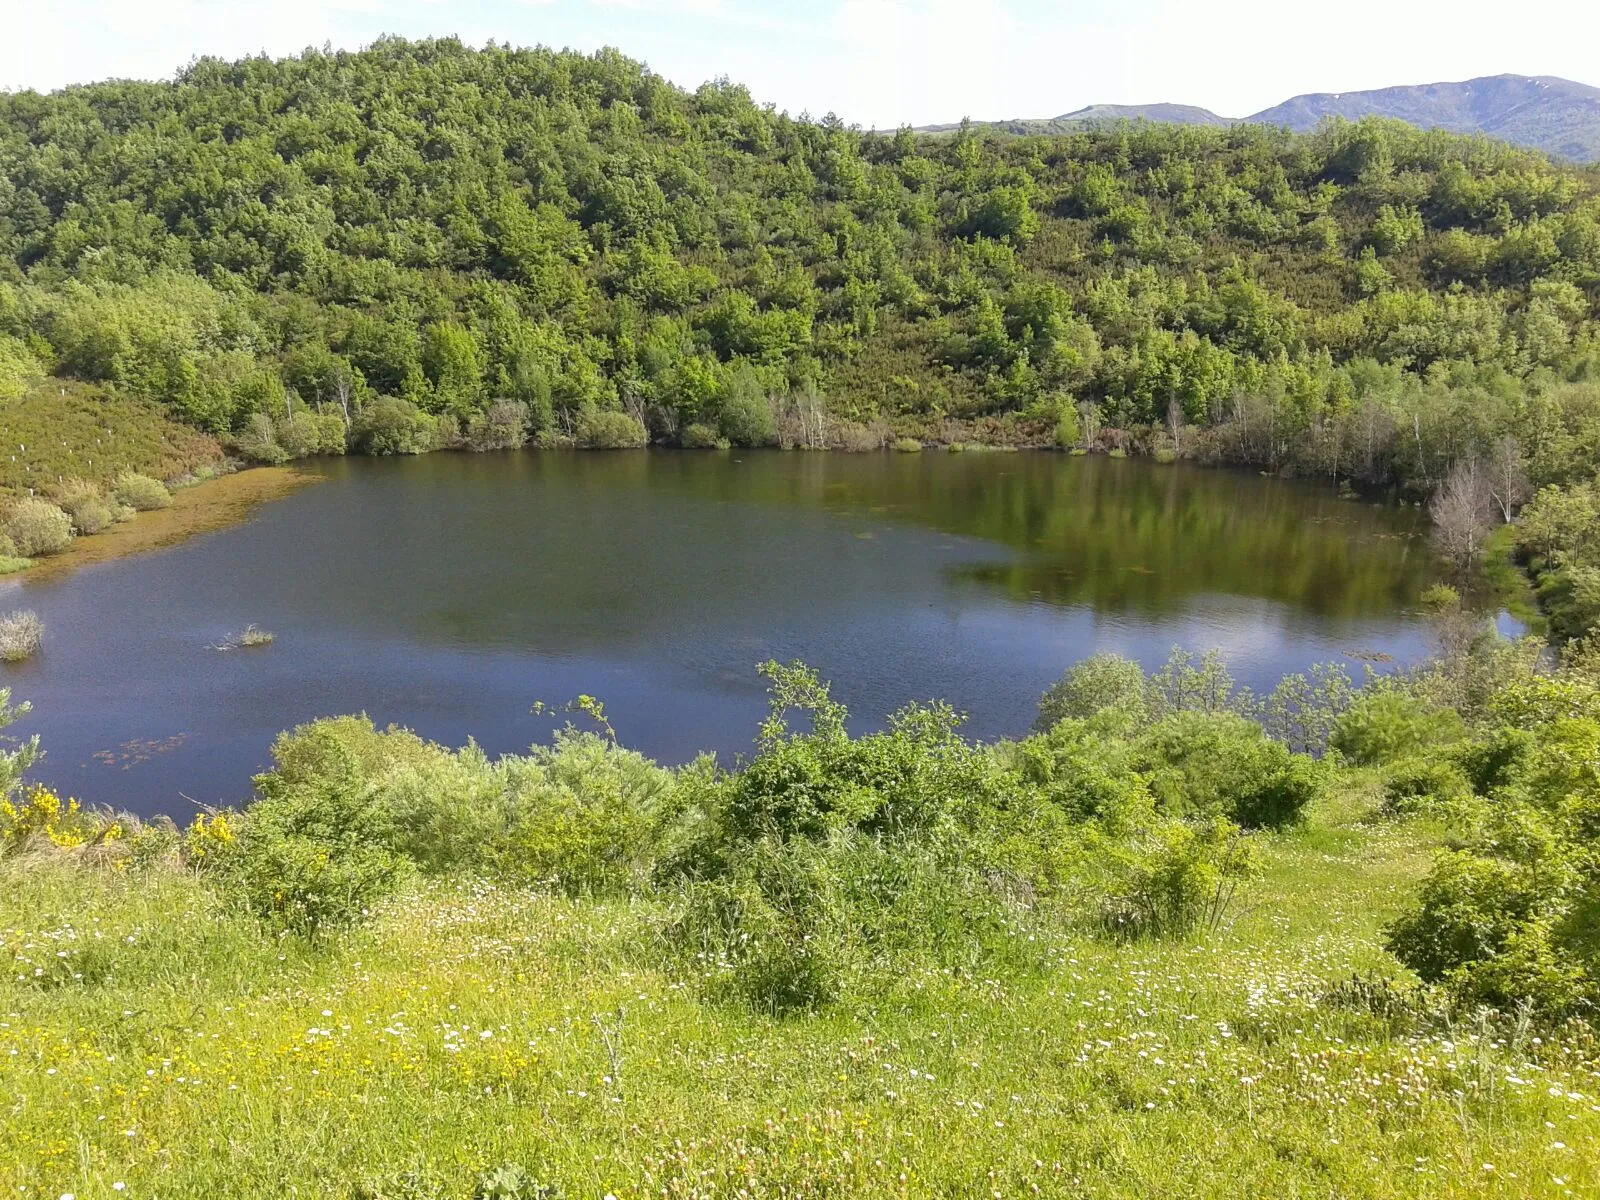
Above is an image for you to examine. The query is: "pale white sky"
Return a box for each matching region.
[8,0,1599,128]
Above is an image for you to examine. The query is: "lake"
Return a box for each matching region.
[1,449,1444,817]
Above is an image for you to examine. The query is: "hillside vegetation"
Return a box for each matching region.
[0,38,1597,493]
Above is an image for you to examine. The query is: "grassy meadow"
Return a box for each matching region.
[2,785,1595,1199]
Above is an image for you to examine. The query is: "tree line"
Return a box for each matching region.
[0,37,1592,477]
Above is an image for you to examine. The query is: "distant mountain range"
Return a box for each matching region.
[914,75,1600,162]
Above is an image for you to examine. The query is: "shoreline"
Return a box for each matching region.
[3,465,321,585]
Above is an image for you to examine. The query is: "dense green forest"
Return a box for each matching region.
[1,37,1599,485]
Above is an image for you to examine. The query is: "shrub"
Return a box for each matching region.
[231,413,288,464]
[1381,756,1474,817]
[892,437,923,452]
[493,731,676,894]
[833,420,886,452]
[53,480,114,535]
[1384,849,1587,1012]
[1,783,97,852]
[310,411,348,454]
[680,422,729,449]
[114,472,173,511]
[0,610,44,662]
[1330,689,1464,765]
[3,498,73,556]
[574,408,647,449]
[219,821,412,935]
[274,411,323,459]
[1054,405,1080,449]
[662,662,1028,1011]
[466,399,529,452]
[717,371,777,446]
[352,397,436,455]
[1096,818,1259,940]
[1036,653,1148,730]
[1135,711,1322,829]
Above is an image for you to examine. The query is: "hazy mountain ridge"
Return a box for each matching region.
[916,103,1228,136]
[1248,75,1600,162]
[918,74,1600,161]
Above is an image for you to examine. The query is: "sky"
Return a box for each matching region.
[8,0,1600,128]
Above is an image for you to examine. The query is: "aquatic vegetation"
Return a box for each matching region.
[0,610,43,662]
[210,624,274,651]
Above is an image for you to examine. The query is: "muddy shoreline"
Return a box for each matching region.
[6,465,321,584]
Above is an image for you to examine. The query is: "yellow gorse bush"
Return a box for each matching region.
[184,812,235,861]
[0,783,95,848]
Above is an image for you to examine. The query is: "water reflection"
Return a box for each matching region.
[1,450,1445,816]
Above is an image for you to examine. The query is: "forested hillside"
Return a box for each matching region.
[1,37,1599,492]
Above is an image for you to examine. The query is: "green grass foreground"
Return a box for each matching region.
[2,795,1595,1198]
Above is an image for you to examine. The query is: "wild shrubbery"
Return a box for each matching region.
[112,472,172,511]
[2,498,72,557]
[1380,672,1600,1017]
[190,714,680,932]
[12,616,1600,1025]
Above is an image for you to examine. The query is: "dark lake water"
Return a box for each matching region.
[1,449,1445,817]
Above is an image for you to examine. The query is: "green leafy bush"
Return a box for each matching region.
[574,408,648,449]
[1095,818,1259,940]
[1135,711,1322,829]
[1381,756,1475,817]
[113,472,173,511]
[680,423,728,449]
[51,480,114,535]
[1330,690,1464,765]
[352,397,436,455]
[2,498,72,556]
[465,400,529,452]
[1035,653,1148,730]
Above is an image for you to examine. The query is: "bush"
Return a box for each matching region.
[1097,818,1259,940]
[3,498,72,556]
[833,420,886,452]
[231,413,288,464]
[680,422,728,449]
[310,411,348,454]
[892,437,923,452]
[0,610,44,662]
[53,480,114,535]
[114,472,173,511]
[574,408,647,449]
[1036,653,1148,730]
[352,397,436,455]
[219,822,412,935]
[1381,756,1474,817]
[717,371,777,447]
[1384,848,1592,1013]
[1135,711,1322,829]
[1330,690,1465,765]
[465,399,529,452]
[662,662,1027,1012]
[1054,405,1080,449]
[274,411,323,459]
[492,731,676,894]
